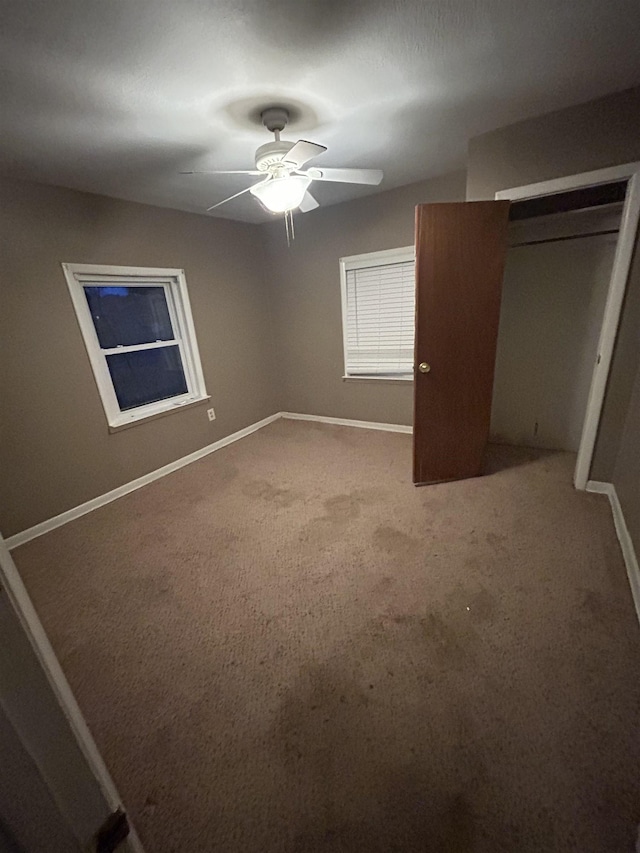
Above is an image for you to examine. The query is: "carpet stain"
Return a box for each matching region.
[208,459,238,484]
[142,795,158,816]
[421,612,469,667]
[468,587,497,623]
[438,792,477,849]
[580,588,616,632]
[323,493,362,521]
[447,585,497,624]
[485,531,508,550]
[241,478,299,508]
[373,525,421,554]
[385,611,471,669]
[374,575,395,595]
[126,571,174,604]
[464,556,483,573]
[274,662,372,776]
[300,492,363,545]
[210,527,239,549]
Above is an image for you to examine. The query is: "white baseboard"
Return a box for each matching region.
[586,480,640,625]
[5,410,413,550]
[5,413,281,551]
[281,411,413,434]
[585,480,612,495]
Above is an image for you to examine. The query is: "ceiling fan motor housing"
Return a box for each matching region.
[255,140,296,172]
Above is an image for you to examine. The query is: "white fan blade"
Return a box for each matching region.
[306,167,383,185]
[206,180,268,211]
[299,191,319,213]
[282,140,327,169]
[182,170,262,175]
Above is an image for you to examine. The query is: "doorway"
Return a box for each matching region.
[495,163,640,490]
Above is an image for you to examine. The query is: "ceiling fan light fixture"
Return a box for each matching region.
[250,174,311,213]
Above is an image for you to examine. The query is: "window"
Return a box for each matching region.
[63,264,208,429]
[339,246,416,379]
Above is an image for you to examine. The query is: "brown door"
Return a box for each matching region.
[413,201,511,485]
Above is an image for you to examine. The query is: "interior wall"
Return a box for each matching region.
[590,232,640,480]
[262,171,467,425]
[0,177,278,537]
[491,218,618,451]
[466,86,640,201]
[613,361,640,556]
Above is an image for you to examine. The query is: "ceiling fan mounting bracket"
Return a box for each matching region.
[261,107,289,133]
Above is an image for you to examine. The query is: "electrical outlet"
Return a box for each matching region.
[207,408,216,422]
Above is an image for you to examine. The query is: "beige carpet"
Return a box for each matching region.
[13,419,640,852]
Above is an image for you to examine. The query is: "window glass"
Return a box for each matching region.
[106,346,188,410]
[84,286,174,348]
[65,264,208,427]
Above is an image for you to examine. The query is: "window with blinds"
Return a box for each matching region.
[340,247,416,378]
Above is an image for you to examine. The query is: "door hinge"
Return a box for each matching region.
[95,808,130,853]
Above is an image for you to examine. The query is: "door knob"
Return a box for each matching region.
[418,362,431,373]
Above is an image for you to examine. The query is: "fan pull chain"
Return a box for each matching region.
[283,209,296,246]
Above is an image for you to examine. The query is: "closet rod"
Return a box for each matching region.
[510,228,619,249]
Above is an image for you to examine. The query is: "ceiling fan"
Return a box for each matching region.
[182,107,383,216]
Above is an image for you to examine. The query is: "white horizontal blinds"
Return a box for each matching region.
[345,259,415,375]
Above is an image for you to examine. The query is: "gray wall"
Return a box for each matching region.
[467,86,640,200]
[590,236,640,480]
[613,362,640,555]
[0,177,278,537]
[596,221,640,562]
[263,171,467,425]
[492,227,617,451]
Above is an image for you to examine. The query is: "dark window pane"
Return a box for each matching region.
[106,346,188,410]
[84,286,174,348]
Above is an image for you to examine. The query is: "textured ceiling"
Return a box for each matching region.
[1,0,640,223]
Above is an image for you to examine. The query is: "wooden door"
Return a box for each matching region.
[413,201,511,485]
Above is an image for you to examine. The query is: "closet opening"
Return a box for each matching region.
[494,164,640,489]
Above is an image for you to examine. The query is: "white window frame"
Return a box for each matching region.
[63,263,209,429]
[339,245,416,381]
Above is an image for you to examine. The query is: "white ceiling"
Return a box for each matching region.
[1,0,640,224]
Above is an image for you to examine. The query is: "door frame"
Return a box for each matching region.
[495,162,640,490]
[0,534,146,852]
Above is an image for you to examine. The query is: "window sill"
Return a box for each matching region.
[342,375,414,384]
[107,395,211,433]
